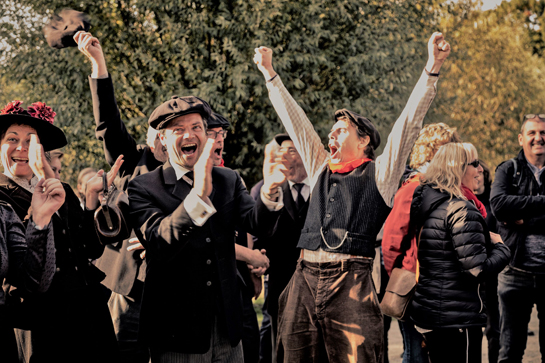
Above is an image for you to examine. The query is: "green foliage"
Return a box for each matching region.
[1,0,442,188]
[427,4,545,171]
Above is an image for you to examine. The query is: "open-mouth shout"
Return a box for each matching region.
[12,157,29,164]
[181,143,197,155]
[214,148,222,156]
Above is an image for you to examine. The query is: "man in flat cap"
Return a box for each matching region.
[253,32,450,362]
[127,95,285,361]
[75,31,168,363]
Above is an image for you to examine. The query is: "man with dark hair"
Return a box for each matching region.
[254,32,450,362]
[127,96,284,361]
[251,134,310,363]
[491,114,545,363]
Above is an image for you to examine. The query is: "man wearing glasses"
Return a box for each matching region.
[491,114,545,363]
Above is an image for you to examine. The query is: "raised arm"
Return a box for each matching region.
[74,31,142,177]
[375,33,450,207]
[254,47,329,189]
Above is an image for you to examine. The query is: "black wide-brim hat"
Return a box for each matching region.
[0,114,67,151]
[334,108,381,149]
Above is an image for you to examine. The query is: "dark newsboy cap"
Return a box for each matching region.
[207,112,231,129]
[148,96,212,130]
[274,133,291,146]
[43,9,91,49]
[334,109,381,149]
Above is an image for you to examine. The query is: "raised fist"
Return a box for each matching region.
[253,46,277,80]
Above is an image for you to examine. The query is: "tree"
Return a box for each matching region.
[427,4,545,170]
[1,0,442,187]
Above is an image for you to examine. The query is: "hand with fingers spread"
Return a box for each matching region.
[73,31,108,78]
[28,134,55,180]
[262,143,289,200]
[193,138,216,200]
[253,46,277,81]
[85,155,124,210]
[127,237,146,259]
[31,178,66,227]
[425,32,451,74]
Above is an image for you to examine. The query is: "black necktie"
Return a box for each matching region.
[293,183,305,212]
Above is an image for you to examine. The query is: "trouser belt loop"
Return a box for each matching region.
[341,259,346,272]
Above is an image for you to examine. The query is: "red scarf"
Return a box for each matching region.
[328,158,372,174]
[219,159,225,167]
[462,184,487,218]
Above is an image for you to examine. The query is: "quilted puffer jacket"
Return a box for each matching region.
[409,184,510,329]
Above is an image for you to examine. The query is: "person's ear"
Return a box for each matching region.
[358,135,370,149]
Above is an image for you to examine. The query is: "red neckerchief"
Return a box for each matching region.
[328,158,372,174]
[219,159,225,167]
[462,184,487,218]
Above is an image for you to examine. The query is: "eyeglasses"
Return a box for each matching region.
[206,129,228,139]
[523,114,545,121]
[467,160,480,168]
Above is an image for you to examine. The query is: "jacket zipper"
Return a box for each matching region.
[477,283,483,313]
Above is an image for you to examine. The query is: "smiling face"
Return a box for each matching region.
[519,119,545,165]
[208,127,226,167]
[159,113,207,170]
[328,119,369,164]
[280,140,307,183]
[1,124,38,180]
[462,159,483,192]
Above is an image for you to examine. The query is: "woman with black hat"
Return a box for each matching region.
[0,100,121,362]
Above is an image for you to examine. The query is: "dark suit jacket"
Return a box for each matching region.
[90,75,163,295]
[127,162,279,353]
[251,181,308,322]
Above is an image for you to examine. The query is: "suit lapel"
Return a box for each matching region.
[163,161,192,202]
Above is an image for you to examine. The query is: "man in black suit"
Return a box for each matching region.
[252,134,309,363]
[128,96,284,361]
[75,31,167,363]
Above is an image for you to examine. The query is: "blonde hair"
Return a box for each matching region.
[409,123,462,170]
[421,143,470,199]
[462,143,478,163]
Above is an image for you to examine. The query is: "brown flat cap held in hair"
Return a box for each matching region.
[43,9,91,49]
[334,109,381,149]
[148,96,212,130]
[207,112,231,130]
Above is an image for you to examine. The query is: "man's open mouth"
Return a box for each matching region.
[214,148,222,157]
[12,157,28,164]
[181,143,197,155]
[329,145,339,159]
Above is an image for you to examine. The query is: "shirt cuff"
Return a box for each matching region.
[183,189,217,226]
[260,186,284,211]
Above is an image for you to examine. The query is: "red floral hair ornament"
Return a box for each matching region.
[0,100,28,116]
[27,102,56,124]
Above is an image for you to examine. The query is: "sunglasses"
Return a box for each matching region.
[467,160,480,168]
[523,114,545,121]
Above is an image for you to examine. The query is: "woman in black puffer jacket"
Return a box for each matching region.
[409,143,510,363]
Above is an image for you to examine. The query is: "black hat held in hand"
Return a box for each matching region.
[334,109,381,149]
[43,9,91,49]
[149,96,212,130]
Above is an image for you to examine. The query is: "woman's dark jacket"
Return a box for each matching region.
[409,184,510,329]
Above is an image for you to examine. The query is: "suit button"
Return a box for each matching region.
[205,238,211,243]
[206,281,212,286]
[206,259,212,265]
[74,266,78,271]
[329,198,334,202]
[62,229,66,235]
[56,267,61,272]
[326,214,331,218]
[332,183,337,187]
[324,230,328,234]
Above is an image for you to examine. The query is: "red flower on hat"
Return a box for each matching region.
[27,102,56,124]
[1,100,27,115]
